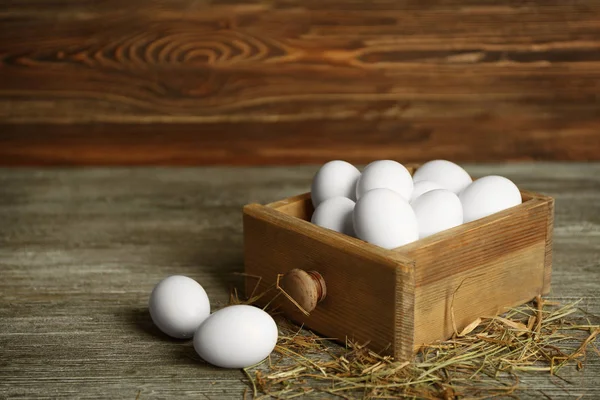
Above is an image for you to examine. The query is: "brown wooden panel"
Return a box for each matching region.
[1,0,600,164]
[399,197,551,348]
[2,118,599,165]
[243,203,415,356]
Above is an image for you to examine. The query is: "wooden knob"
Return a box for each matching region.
[280,269,327,314]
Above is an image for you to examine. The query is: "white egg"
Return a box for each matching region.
[460,175,522,223]
[311,160,361,207]
[193,305,278,369]
[353,188,419,249]
[311,196,355,236]
[149,275,211,339]
[355,160,413,201]
[410,180,444,203]
[411,189,463,238]
[413,160,472,194]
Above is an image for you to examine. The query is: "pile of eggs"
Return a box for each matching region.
[311,159,522,249]
[149,275,278,369]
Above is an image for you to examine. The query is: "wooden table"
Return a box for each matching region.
[1,163,598,399]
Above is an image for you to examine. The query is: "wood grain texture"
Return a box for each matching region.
[394,257,416,361]
[0,163,599,398]
[266,192,314,220]
[1,0,600,165]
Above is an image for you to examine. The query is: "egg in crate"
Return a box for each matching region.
[308,159,525,249]
[311,196,356,237]
[355,160,413,201]
[413,159,472,194]
[311,160,361,207]
[460,175,522,223]
[410,180,444,203]
[411,189,463,238]
[353,188,419,249]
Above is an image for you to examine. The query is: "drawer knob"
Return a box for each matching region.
[280,269,327,314]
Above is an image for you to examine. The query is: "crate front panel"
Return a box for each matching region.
[244,204,410,353]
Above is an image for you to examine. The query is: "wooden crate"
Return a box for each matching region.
[243,168,554,360]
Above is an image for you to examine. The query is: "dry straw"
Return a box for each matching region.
[230,278,599,399]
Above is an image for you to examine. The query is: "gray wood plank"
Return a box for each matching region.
[0,163,598,399]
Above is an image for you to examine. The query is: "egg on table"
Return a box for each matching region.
[149,275,211,339]
[413,160,472,194]
[311,196,356,237]
[193,305,278,369]
[460,175,522,223]
[353,188,418,249]
[411,189,463,238]
[355,160,413,201]
[311,160,361,207]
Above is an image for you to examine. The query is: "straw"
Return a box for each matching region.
[231,285,599,399]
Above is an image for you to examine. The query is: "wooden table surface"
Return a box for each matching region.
[1,163,599,399]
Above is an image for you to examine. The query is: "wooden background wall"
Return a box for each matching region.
[1,0,599,165]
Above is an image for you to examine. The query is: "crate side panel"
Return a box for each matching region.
[413,243,545,349]
[403,199,548,285]
[407,199,548,348]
